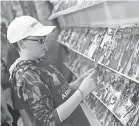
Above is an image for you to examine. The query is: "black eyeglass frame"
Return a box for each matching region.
[23,36,46,44]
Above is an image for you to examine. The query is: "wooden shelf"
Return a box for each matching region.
[49,1,104,20]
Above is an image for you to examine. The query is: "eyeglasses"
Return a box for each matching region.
[24,36,46,44]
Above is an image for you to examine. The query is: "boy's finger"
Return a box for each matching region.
[88,70,97,78]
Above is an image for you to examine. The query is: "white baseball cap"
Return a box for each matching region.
[7,16,56,43]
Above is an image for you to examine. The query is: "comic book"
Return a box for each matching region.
[99,108,109,126]
[104,73,126,112]
[107,27,139,72]
[85,93,97,111]
[114,81,139,125]
[83,28,98,57]
[68,27,79,47]
[124,30,139,81]
[107,37,129,71]
[91,28,117,63]
[84,28,101,58]
[104,111,114,126]
[57,28,68,43]
[126,103,139,126]
[118,34,138,73]
[72,27,86,50]
[72,27,83,49]
[76,28,89,52]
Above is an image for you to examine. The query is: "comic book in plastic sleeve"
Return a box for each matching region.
[92,27,117,63]
[85,28,100,58]
[72,27,83,48]
[107,36,130,71]
[126,102,139,126]
[104,111,114,126]
[114,80,139,125]
[57,28,67,43]
[99,108,109,126]
[72,28,85,51]
[85,93,97,111]
[124,34,139,81]
[68,27,78,47]
[76,28,89,52]
[63,27,73,44]
[104,73,127,112]
[118,32,139,73]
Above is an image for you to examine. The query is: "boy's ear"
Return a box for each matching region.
[18,40,25,49]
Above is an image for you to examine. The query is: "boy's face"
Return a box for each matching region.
[21,36,47,59]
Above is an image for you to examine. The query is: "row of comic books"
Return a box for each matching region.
[63,50,139,126]
[58,26,139,83]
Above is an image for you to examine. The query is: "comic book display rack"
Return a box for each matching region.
[57,26,139,126]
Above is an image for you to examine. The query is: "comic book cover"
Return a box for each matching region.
[62,28,73,44]
[108,115,117,126]
[76,28,89,52]
[76,59,85,75]
[94,67,115,101]
[68,27,79,47]
[104,111,114,126]
[57,28,68,43]
[78,58,90,75]
[93,65,107,99]
[89,34,102,59]
[114,81,139,125]
[66,52,75,67]
[72,27,83,49]
[135,71,139,81]
[84,27,107,58]
[118,34,138,73]
[107,37,130,71]
[72,27,86,51]
[108,27,139,72]
[85,28,101,58]
[126,102,139,126]
[98,109,109,126]
[63,27,73,44]
[97,104,107,119]
[94,101,105,118]
[85,93,97,110]
[68,53,78,69]
[84,28,98,57]
[72,55,83,74]
[79,29,93,54]
[92,28,117,63]
[104,73,126,112]
[124,39,139,81]
[64,50,75,65]
[123,27,133,34]
[114,28,124,39]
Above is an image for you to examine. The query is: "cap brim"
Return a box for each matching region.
[30,26,56,37]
